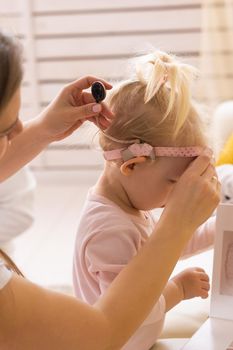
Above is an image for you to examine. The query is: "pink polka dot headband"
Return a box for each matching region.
[103,142,203,161]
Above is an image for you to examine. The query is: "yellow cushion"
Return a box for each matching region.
[217,133,233,166]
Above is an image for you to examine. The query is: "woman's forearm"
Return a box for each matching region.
[94,218,192,349]
[0,118,50,182]
[0,219,193,350]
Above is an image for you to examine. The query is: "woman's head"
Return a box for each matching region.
[0,31,23,160]
[99,50,208,210]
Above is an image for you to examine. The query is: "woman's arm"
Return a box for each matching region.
[0,118,51,182]
[0,77,113,182]
[0,151,220,350]
[0,219,190,350]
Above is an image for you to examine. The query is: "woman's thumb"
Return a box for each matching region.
[74,103,102,119]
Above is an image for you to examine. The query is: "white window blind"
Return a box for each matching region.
[0,0,203,170]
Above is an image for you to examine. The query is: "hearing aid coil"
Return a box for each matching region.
[91,81,106,103]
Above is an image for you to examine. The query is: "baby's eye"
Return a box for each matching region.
[167,179,177,184]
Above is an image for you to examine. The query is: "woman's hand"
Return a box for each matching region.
[162,149,221,234]
[36,76,114,142]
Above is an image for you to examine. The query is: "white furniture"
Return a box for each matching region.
[182,204,233,350]
[212,101,233,157]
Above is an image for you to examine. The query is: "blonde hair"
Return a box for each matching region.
[99,50,207,152]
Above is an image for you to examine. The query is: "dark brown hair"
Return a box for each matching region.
[0,30,23,111]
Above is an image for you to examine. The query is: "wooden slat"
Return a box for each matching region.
[33,0,201,13]
[21,85,35,106]
[37,56,200,81]
[23,69,31,84]
[201,55,233,75]
[38,76,233,105]
[36,32,201,60]
[201,77,233,98]
[0,0,21,14]
[201,32,233,52]
[34,9,201,36]
[38,58,127,80]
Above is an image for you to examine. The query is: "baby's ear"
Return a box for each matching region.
[120,156,146,176]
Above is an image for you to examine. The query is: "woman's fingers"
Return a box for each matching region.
[163,147,221,234]
[201,163,217,180]
[201,163,221,196]
[65,76,112,94]
[183,148,213,178]
[73,103,103,120]
[99,101,114,119]
[62,76,115,123]
[82,92,114,120]
[81,92,114,129]
[88,115,111,129]
[81,91,96,104]
[216,180,222,195]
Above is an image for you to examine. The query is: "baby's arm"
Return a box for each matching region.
[181,216,216,258]
[163,267,210,312]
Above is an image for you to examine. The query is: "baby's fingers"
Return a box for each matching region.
[201,281,210,291]
[199,280,210,298]
[194,267,206,273]
[196,271,209,282]
[200,289,209,299]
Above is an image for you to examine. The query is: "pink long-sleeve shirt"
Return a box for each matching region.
[73,189,216,350]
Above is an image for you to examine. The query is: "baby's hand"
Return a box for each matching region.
[172,267,210,300]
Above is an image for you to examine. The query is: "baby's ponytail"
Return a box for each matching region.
[100,49,206,152]
[136,51,198,138]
